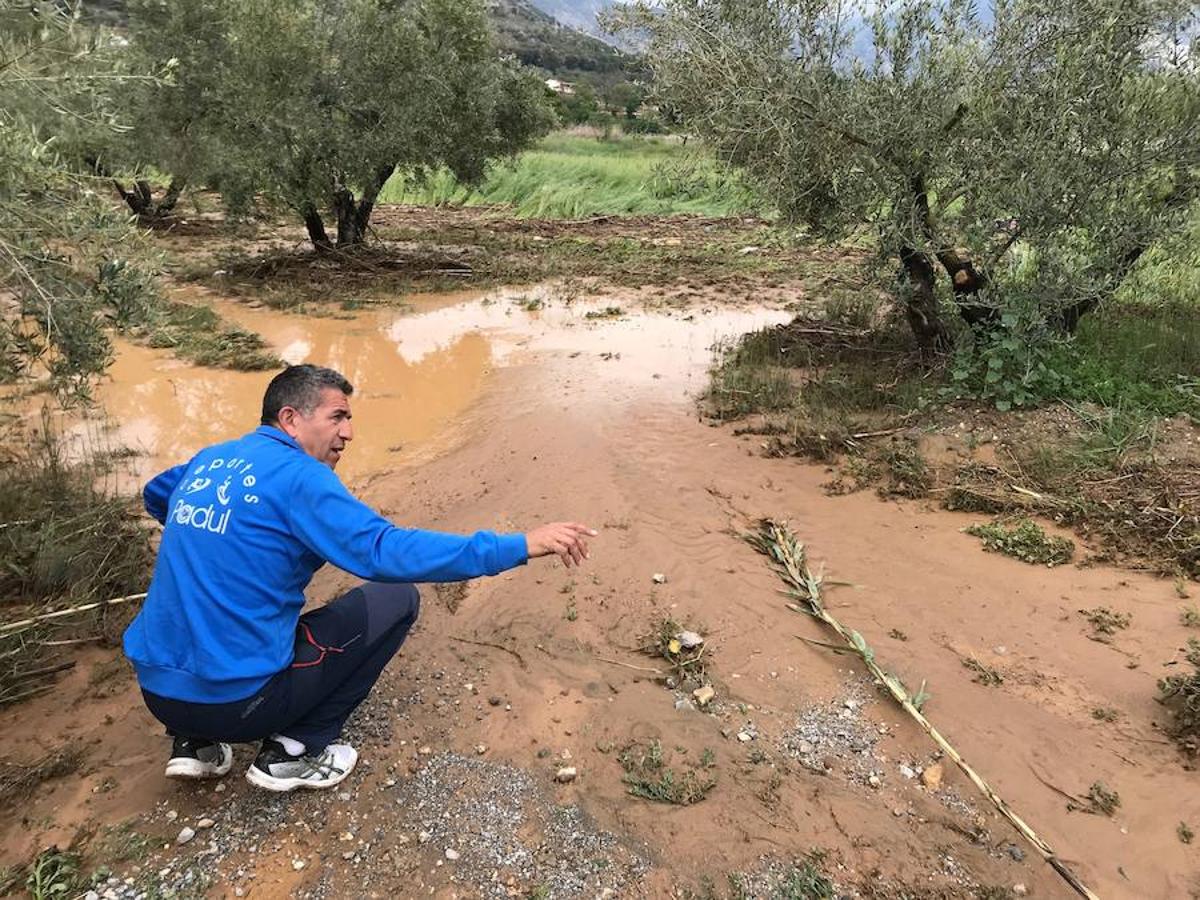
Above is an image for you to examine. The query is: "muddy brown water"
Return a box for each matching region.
[5,282,1197,899]
[62,285,789,488]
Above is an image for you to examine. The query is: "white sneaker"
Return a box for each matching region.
[244,739,358,792]
[165,737,233,779]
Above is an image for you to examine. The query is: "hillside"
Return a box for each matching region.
[82,1,632,84]
[528,0,615,38]
[487,0,631,82]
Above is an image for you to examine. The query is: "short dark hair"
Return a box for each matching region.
[261,365,353,425]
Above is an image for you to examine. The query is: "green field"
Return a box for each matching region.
[378,132,762,219]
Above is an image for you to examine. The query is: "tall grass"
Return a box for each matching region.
[0,414,153,704]
[379,132,762,218]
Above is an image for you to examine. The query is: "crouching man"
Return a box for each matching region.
[124,364,593,792]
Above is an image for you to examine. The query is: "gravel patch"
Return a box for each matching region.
[778,688,883,784]
[392,751,649,898]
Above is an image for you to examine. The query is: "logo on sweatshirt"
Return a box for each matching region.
[171,456,261,536]
[170,498,233,535]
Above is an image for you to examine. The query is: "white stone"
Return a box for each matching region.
[292,859,306,871]
[555,766,578,783]
[445,848,460,861]
[676,630,704,649]
[652,573,667,584]
[176,827,196,846]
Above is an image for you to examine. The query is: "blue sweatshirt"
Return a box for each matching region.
[123,425,528,703]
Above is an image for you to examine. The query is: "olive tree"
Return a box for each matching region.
[127,0,555,251]
[1,2,160,399]
[612,0,1200,353]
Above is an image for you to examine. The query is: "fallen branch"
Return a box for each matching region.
[450,636,527,670]
[0,593,147,635]
[746,519,1098,900]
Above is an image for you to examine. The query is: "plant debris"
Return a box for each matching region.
[1079,606,1132,642]
[966,519,1074,567]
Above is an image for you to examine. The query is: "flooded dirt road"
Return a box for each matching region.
[67,285,790,487]
[3,274,1195,899]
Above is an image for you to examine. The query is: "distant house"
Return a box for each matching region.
[545,78,576,96]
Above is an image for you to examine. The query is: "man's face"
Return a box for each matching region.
[277,387,354,469]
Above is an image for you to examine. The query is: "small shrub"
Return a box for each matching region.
[618,739,716,805]
[1091,707,1119,723]
[1179,822,1194,844]
[878,445,931,499]
[1181,604,1200,628]
[966,519,1074,566]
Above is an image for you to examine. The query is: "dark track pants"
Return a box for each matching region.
[142,582,420,753]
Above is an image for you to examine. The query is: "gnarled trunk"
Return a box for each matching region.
[331,164,397,248]
[899,246,951,353]
[114,178,185,221]
[302,203,333,253]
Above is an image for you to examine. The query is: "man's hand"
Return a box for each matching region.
[525,522,597,568]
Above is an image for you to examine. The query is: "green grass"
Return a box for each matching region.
[379,132,762,218]
[1055,301,1200,418]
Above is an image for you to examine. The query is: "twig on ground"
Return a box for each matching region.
[745,519,1099,900]
[595,656,666,676]
[450,636,527,670]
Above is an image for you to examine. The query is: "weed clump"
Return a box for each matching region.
[1158,639,1200,758]
[1081,782,1121,816]
[1079,606,1132,642]
[618,740,716,805]
[878,444,931,498]
[966,518,1074,566]
[642,618,707,686]
[26,847,82,900]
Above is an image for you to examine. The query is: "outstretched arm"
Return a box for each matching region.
[289,465,596,582]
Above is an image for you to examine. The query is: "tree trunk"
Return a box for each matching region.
[908,171,997,330]
[332,164,396,248]
[113,178,185,221]
[302,203,333,252]
[899,246,951,353]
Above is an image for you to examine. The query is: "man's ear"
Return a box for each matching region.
[275,405,300,436]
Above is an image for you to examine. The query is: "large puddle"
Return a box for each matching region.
[62,285,791,486]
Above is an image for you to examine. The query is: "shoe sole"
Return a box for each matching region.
[165,753,233,780]
[244,752,358,793]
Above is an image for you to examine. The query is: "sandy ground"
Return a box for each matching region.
[2,269,1198,899]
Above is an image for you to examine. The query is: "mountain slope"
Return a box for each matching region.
[527,0,614,38]
[488,0,630,80]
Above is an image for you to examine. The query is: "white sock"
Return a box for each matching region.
[272,734,306,756]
